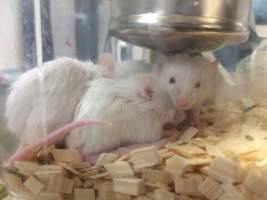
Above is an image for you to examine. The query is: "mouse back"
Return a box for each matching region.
[114,60,153,79]
[66,74,177,155]
[6,57,103,142]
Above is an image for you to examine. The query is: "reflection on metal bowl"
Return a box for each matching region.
[110,0,251,53]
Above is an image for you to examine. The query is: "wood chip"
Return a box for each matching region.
[74,188,95,200]
[133,196,151,200]
[205,135,222,144]
[113,178,145,196]
[73,177,83,188]
[201,167,235,184]
[175,177,203,197]
[38,192,64,200]
[175,195,195,200]
[89,172,109,179]
[159,149,175,161]
[38,165,63,171]
[165,155,188,178]
[168,144,206,158]
[244,169,267,196]
[95,181,116,200]
[187,156,213,166]
[52,149,82,164]
[209,156,245,183]
[221,184,247,200]
[143,169,172,184]
[96,153,119,166]
[146,182,172,191]
[47,175,74,194]
[24,176,45,194]
[83,179,104,188]
[199,177,224,200]
[154,189,175,200]
[70,162,91,170]
[241,98,256,110]
[115,192,132,200]
[80,168,100,179]
[104,161,134,178]
[14,161,39,174]
[205,144,224,157]
[2,172,23,192]
[129,147,161,172]
[57,162,81,176]
[35,170,65,184]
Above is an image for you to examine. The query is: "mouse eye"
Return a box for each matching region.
[195,81,201,88]
[169,77,176,84]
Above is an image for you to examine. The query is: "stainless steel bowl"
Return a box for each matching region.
[109,0,252,53]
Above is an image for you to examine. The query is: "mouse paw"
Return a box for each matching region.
[136,74,155,101]
[137,88,153,101]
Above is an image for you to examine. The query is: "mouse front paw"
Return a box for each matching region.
[137,88,153,101]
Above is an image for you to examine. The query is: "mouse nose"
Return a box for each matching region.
[177,97,189,109]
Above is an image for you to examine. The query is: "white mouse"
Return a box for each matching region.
[105,53,219,127]
[6,56,113,145]
[153,54,219,127]
[6,74,182,165]
[65,74,181,156]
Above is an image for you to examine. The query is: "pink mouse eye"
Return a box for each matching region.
[169,77,176,84]
[195,81,201,88]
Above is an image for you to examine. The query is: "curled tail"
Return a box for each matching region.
[7,119,111,165]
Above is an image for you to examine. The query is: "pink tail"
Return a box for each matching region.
[7,119,111,165]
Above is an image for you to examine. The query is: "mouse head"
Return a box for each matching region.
[135,74,179,125]
[154,54,219,111]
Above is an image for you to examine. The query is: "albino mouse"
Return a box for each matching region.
[66,74,181,157]
[6,56,113,145]
[7,74,182,165]
[154,54,219,127]
[104,53,219,127]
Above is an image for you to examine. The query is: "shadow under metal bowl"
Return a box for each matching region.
[109,0,251,53]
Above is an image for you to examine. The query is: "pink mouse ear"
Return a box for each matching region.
[135,74,156,101]
[97,53,115,78]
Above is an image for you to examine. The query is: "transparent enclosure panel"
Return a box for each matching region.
[0,0,267,199]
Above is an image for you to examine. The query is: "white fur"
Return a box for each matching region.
[114,60,153,78]
[66,76,177,155]
[6,57,103,144]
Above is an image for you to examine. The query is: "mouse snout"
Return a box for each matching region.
[176,97,189,110]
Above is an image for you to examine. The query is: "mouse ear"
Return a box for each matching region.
[135,74,156,101]
[97,53,115,78]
